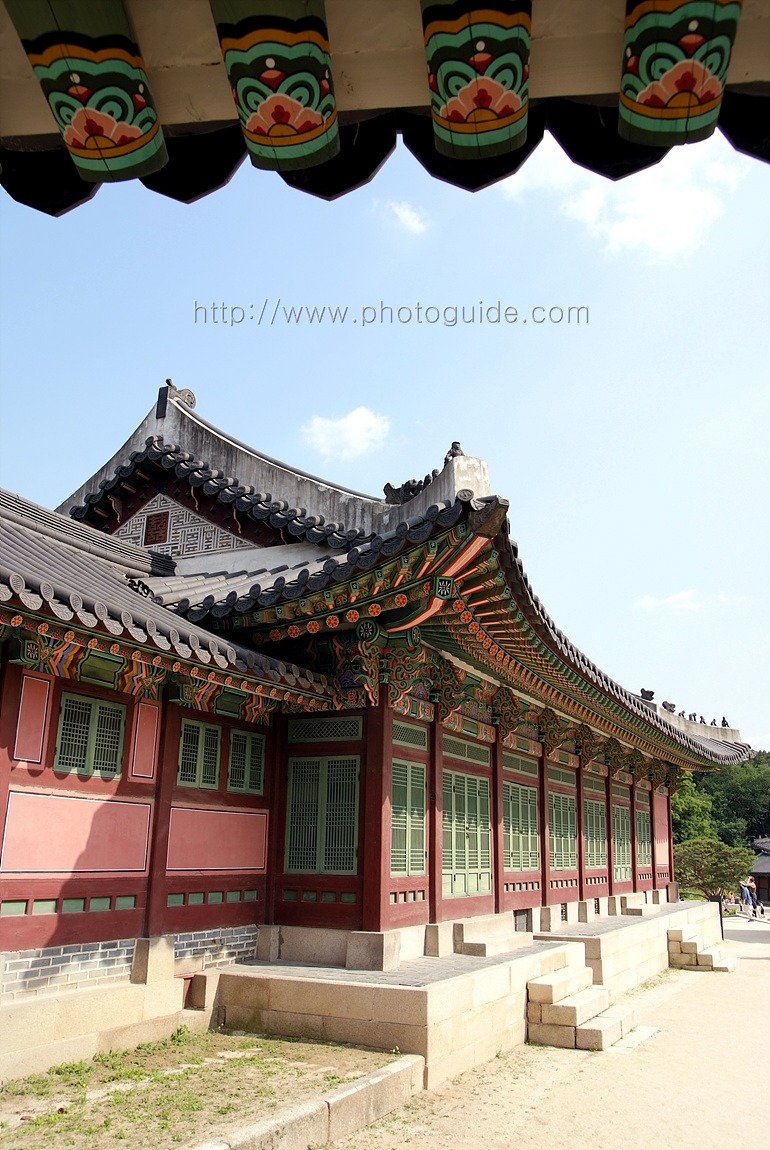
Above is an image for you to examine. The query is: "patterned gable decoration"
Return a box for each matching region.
[115,494,252,559]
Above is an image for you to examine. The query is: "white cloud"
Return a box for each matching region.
[387,200,429,234]
[301,406,390,461]
[634,589,701,612]
[501,132,750,261]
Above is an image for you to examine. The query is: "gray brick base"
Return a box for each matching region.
[0,938,135,1001]
[174,925,259,968]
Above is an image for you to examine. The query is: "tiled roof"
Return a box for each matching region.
[159,493,489,622]
[0,489,333,696]
[70,436,375,551]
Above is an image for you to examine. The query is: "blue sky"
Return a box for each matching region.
[1,129,768,747]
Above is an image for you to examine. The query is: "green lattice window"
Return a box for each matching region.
[442,769,492,896]
[584,798,607,868]
[612,804,632,881]
[54,694,125,778]
[502,780,539,870]
[391,760,426,876]
[285,756,359,874]
[227,730,265,795]
[635,807,652,867]
[177,720,221,788]
[549,792,577,870]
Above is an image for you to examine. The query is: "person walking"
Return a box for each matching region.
[746,875,758,918]
[740,879,755,919]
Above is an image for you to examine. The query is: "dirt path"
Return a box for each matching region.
[335,916,770,1150]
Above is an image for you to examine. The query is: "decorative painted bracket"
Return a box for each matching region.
[618,0,744,146]
[5,0,167,182]
[421,1,531,159]
[208,0,339,171]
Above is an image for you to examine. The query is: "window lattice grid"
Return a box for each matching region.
[177,721,221,788]
[584,798,607,868]
[442,734,491,766]
[549,791,577,870]
[442,769,492,895]
[324,757,359,873]
[502,781,539,871]
[287,717,362,743]
[228,730,265,794]
[392,721,429,750]
[55,695,125,777]
[56,696,92,773]
[635,808,652,867]
[91,704,124,777]
[502,751,538,777]
[390,760,426,877]
[612,804,632,881]
[285,756,359,875]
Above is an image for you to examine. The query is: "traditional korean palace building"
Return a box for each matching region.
[0,384,750,991]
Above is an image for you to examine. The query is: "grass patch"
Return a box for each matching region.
[0,1028,394,1150]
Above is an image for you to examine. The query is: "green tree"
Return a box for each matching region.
[671,773,717,844]
[674,837,756,899]
[695,750,770,844]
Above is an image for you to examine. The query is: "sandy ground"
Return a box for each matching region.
[335,914,770,1150]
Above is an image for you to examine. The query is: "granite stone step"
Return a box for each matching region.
[527,963,594,1004]
[540,985,611,1027]
[460,932,532,958]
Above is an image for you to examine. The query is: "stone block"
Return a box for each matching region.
[97,1012,184,1054]
[131,937,175,985]
[540,986,611,1027]
[470,963,511,1009]
[1,1033,99,1082]
[527,1001,542,1023]
[607,896,622,916]
[326,1056,424,1143]
[217,971,271,1010]
[261,1007,326,1041]
[669,953,697,968]
[575,1014,623,1050]
[55,985,144,1040]
[346,931,401,972]
[425,976,473,1024]
[255,924,280,962]
[527,964,593,1004]
[620,893,646,910]
[668,940,682,954]
[221,1004,263,1031]
[528,1021,576,1048]
[578,900,596,923]
[371,984,428,1027]
[681,939,702,955]
[0,997,57,1054]
[398,925,428,962]
[269,977,372,1021]
[322,1014,426,1058]
[142,979,184,1020]
[424,921,455,957]
[226,1097,329,1150]
[601,1004,637,1035]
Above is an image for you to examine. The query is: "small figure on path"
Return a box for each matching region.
[740,879,754,919]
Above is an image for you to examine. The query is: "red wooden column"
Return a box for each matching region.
[0,661,22,847]
[630,776,639,891]
[428,709,444,923]
[667,785,675,889]
[576,754,586,902]
[492,733,505,913]
[538,740,552,906]
[144,695,180,938]
[361,698,392,932]
[263,712,287,927]
[606,770,616,897]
